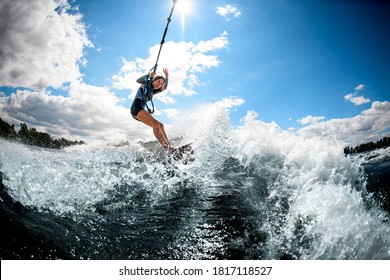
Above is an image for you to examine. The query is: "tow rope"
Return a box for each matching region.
[152,0,178,73]
[144,0,178,114]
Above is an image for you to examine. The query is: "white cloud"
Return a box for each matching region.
[0,84,151,142]
[160,108,180,119]
[156,94,177,104]
[298,101,390,146]
[0,0,93,90]
[192,31,229,53]
[187,74,200,87]
[298,115,325,125]
[344,93,371,105]
[355,84,365,91]
[216,5,242,21]
[112,32,229,102]
[0,0,145,143]
[344,84,370,105]
[215,97,245,110]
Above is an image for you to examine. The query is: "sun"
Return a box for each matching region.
[176,0,192,15]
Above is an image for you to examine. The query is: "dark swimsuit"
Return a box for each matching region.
[130,98,145,121]
[130,74,168,121]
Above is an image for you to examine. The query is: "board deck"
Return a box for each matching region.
[140,140,195,163]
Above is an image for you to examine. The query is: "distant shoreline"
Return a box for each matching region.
[344,137,390,155]
[0,118,84,149]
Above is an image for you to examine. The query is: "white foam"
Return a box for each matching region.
[1,105,389,259]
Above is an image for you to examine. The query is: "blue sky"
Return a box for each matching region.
[1,0,389,145]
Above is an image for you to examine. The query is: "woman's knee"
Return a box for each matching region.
[153,121,164,130]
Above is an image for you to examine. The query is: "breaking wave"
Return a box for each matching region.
[1,105,389,259]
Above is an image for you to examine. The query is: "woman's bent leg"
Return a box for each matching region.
[136,110,172,150]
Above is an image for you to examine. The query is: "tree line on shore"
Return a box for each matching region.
[344,136,390,155]
[0,118,84,149]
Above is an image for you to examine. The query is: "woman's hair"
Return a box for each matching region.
[153,75,165,82]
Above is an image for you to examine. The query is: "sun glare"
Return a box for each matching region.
[176,0,192,15]
[176,0,192,33]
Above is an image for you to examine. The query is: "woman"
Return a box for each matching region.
[131,68,174,152]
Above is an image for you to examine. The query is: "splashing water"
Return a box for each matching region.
[0,105,389,259]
